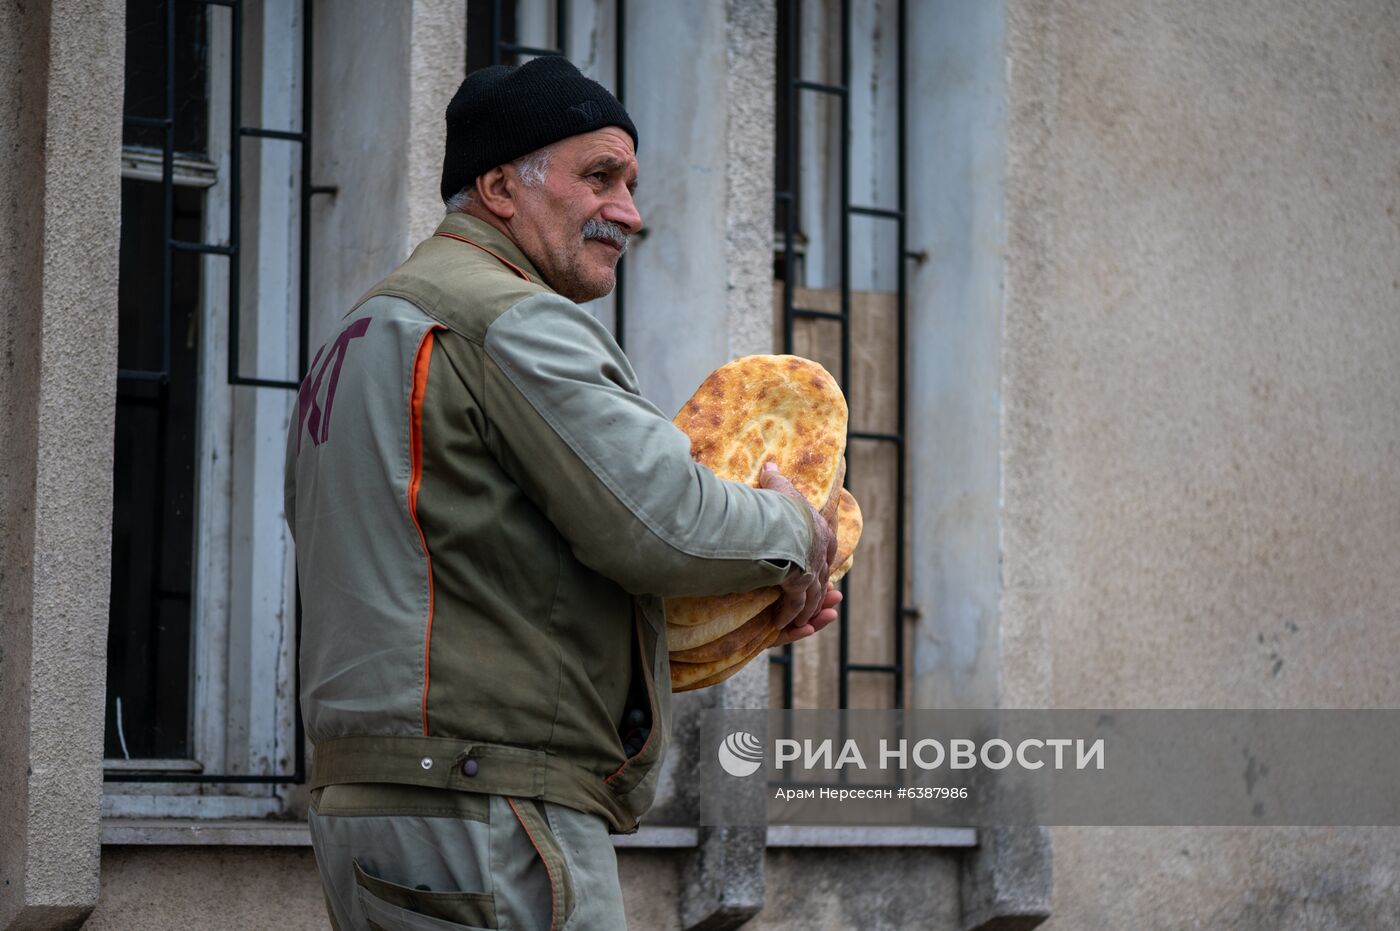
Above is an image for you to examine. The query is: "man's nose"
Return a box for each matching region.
[602,186,643,234]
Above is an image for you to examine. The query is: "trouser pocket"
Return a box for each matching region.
[354,859,498,930]
[506,797,577,931]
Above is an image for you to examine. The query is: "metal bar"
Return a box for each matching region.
[555,0,567,55]
[189,0,237,6]
[615,0,625,103]
[296,0,315,785]
[613,0,626,350]
[118,369,170,383]
[782,0,798,364]
[228,0,243,385]
[893,0,909,710]
[299,0,313,386]
[849,430,902,444]
[773,0,801,709]
[792,307,844,322]
[837,0,852,711]
[847,662,898,674]
[124,115,172,128]
[227,374,300,390]
[795,79,845,95]
[293,586,306,783]
[309,185,338,196]
[239,126,306,142]
[497,42,561,57]
[847,204,902,219]
[171,240,236,255]
[492,0,503,66]
[162,0,175,389]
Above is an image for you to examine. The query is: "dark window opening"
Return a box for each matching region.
[467,0,520,72]
[771,0,910,710]
[122,0,209,155]
[107,0,318,786]
[106,178,203,760]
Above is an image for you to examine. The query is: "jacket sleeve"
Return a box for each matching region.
[481,291,814,598]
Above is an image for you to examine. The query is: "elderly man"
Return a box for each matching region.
[285,56,839,930]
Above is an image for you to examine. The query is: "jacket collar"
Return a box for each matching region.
[434,212,547,288]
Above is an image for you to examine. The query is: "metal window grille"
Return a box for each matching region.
[107,0,324,785]
[772,0,912,710]
[467,0,629,347]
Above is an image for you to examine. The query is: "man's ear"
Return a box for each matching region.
[474,167,515,220]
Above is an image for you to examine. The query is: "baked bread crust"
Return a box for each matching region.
[663,355,863,692]
[667,490,862,652]
[665,356,848,633]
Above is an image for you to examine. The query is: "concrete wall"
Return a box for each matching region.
[1002,1,1400,927]
[308,0,464,352]
[1,0,126,925]
[86,846,959,930]
[624,0,745,415]
[907,0,1012,714]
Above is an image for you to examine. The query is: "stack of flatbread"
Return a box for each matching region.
[667,355,863,692]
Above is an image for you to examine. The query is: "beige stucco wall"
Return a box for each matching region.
[1003,0,1400,927]
[308,0,464,353]
[1,0,126,926]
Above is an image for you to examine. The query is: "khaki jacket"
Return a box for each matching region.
[285,213,813,832]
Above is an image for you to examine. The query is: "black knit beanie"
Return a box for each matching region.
[440,56,638,203]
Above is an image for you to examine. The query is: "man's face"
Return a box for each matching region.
[505,127,642,303]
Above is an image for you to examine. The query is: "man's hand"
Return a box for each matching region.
[773,583,842,647]
[759,459,842,638]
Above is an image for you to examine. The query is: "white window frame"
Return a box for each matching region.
[104,0,303,821]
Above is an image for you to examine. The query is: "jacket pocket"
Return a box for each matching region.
[604,611,666,799]
[354,859,497,930]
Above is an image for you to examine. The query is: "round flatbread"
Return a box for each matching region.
[671,626,783,693]
[664,355,848,630]
[669,602,779,663]
[673,354,847,502]
[666,489,863,652]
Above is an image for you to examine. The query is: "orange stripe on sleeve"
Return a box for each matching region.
[409,326,444,735]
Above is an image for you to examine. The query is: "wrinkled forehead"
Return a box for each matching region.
[556,127,638,176]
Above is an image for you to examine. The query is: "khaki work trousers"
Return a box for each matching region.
[308,784,627,930]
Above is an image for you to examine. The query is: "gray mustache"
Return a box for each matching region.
[582,218,630,255]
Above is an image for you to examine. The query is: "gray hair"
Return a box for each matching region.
[444,145,554,213]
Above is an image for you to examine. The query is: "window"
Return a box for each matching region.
[105,0,309,818]
[771,0,912,710]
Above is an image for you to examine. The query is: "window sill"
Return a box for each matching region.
[765,825,976,847]
[101,819,976,849]
[102,819,312,846]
